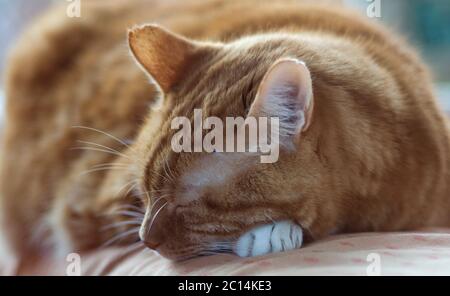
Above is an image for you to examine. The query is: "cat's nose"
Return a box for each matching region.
[143,240,161,250]
[139,204,169,250]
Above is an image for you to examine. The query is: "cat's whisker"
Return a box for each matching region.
[115,210,145,218]
[101,220,143,231]
[149,196,168,211]
[72,146,132,160]
[113,204,145,214]
[102,210,144,219]
[76,140,130,159]
[164,157,177,182]
[115,179,139,197]
[161,158,175,184]
[196,241,236,256]
[75,145,131,160]
[145,201,168,237]
[199,250,233,257]
[141,160,178,184]
[101,227,141,248]
[205,241,235,247]
[264,213,276,224]
[131,191,150,198]
[89,165,132,174]
[92,163,130,169]
[145,190,151,201]
[72,125,137,153]
[165,162,176,183]
[123,181,140,198]
[207,242,235,247]
[77,166,133,177]
[149,168,173,184]
[77,161,136,178]
[180,245,230,260]
[91,165,130,171]
[136,188,171,198]
[135,187,151,201]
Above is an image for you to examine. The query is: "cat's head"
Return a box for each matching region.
[127,25,316,260]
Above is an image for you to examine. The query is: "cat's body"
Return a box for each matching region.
[1,0,450,261]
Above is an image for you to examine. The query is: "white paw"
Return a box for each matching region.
[234,221,303,257]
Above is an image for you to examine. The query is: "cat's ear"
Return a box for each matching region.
[248,58,314,143]
[128,24,199,93]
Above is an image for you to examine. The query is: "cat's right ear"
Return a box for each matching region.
[128,24,200,93]
[248,58,314,146]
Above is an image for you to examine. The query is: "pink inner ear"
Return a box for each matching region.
[248,58,314,135]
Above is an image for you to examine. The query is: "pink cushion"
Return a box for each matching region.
[4,230,450,276]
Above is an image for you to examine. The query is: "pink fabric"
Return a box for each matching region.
[4,230,450,276]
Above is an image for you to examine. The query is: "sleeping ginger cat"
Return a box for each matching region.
[1,0,450,262]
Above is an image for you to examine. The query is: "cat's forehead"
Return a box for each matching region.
[172,45,277,117]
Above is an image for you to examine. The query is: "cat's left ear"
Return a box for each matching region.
[128,24,202,93]
[248,58,314,143]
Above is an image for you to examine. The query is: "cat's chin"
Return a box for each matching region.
[234,221,303,258]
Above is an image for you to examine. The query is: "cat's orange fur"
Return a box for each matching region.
[1,0,449,261]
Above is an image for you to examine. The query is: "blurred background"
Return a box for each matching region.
[0,0,450,120]
[347,0,450,111]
